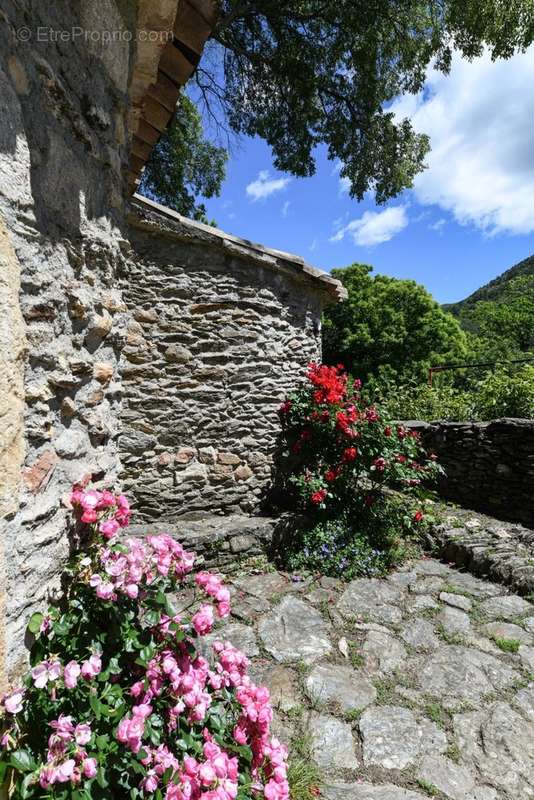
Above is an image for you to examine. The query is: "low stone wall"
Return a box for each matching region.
[404,419,534,527]
[119,197,344,521]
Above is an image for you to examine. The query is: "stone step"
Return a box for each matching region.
[127,514,280,569]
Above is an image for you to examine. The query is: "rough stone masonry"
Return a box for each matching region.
[0,2,345,683]
[119,196,345,520]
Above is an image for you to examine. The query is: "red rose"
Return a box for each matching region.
[325,469,339,482]
[384,426,392,437]
[342,447,357,462]
[373,457,386,471]
[311,489,327,505]
[279,400,292,414]
[413,510,424,523]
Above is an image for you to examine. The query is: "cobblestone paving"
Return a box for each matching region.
[216,558,534,799]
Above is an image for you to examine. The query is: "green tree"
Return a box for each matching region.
[460,275,534,355]
[202,1,534,201]
[139,95,227,222]
[322,263,467,382]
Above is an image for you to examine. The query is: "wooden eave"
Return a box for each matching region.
[128,0,218,192]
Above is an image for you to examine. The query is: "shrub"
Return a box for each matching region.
[279,363,441,513]
[278,364,440,576]
[287,499,421,580]
[374,382,475,422]
[0,487,289,800]
[373,366,534,422]
[475,366,534,419]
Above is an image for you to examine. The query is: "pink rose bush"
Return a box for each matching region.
[0,487,289,800]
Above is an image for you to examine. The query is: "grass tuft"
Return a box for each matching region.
[416,777,439,796]
[287,733,321,800]
[492,636,521,653]
[425,702,447,729]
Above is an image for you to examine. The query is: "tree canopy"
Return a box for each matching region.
[458,274,534,361]
[139,95,227,222]
[322,263,468,383]
[202,1,534,202]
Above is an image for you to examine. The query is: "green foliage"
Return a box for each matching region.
[209,2,533,201]
[375,382,475,421]
[139,95,227,222]
[492,637,521,653]
[474,366,534,418]
[376,366,534,421]
[322,264,467,384]
[445,256,534,372]
[287,501,421,579]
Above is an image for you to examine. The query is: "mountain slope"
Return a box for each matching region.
[444,254,534,315]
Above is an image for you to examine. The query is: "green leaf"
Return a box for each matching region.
[27,612,44,635]
[96,734,109,750]
[96,766,108,789]
[90,693,102,719]
[9,750,34,772]
[20,772,35,799]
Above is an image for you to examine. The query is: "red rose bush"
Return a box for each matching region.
[0,488,289,800]
[279,363,442,577]
[280,363,440,511]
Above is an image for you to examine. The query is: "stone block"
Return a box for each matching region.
[218,452,241,465]
[22,450,58,494]
[93,363,114,383]
[235,464,253,481]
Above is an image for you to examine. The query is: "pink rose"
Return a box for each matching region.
[74,723,92,745]
[4,690,24,715]
[64,661,81,689]
[96,582,114,601]
[198,763,216,786]
[56,759,76,783]
[142,774,159,793]
[99,519,120,539]
[192,605,214,636]
[82,758,97,778]
[81,654,101,680]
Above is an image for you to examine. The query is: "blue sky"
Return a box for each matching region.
[200,47,534,305]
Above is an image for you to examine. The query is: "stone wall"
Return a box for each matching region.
[0,0,139,680]
[0,1,344,682]
[404,419,534,527]
[119,197,344,520]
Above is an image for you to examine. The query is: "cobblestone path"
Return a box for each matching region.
[212,558,534,799]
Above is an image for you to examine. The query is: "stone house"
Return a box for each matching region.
[0,1,344,685]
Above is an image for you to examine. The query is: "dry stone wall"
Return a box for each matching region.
[0,0,139,680]
[119,198,343,520]
[404,419,534,527]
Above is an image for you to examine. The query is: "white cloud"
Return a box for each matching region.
[429,218,446,232]
[330,206,408,246]
[246,170,291,201]
[309,237,318,252]
[332,159,351,194]
[391,47,534,235]
[339,176,351,195]
[282,200,291,217]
